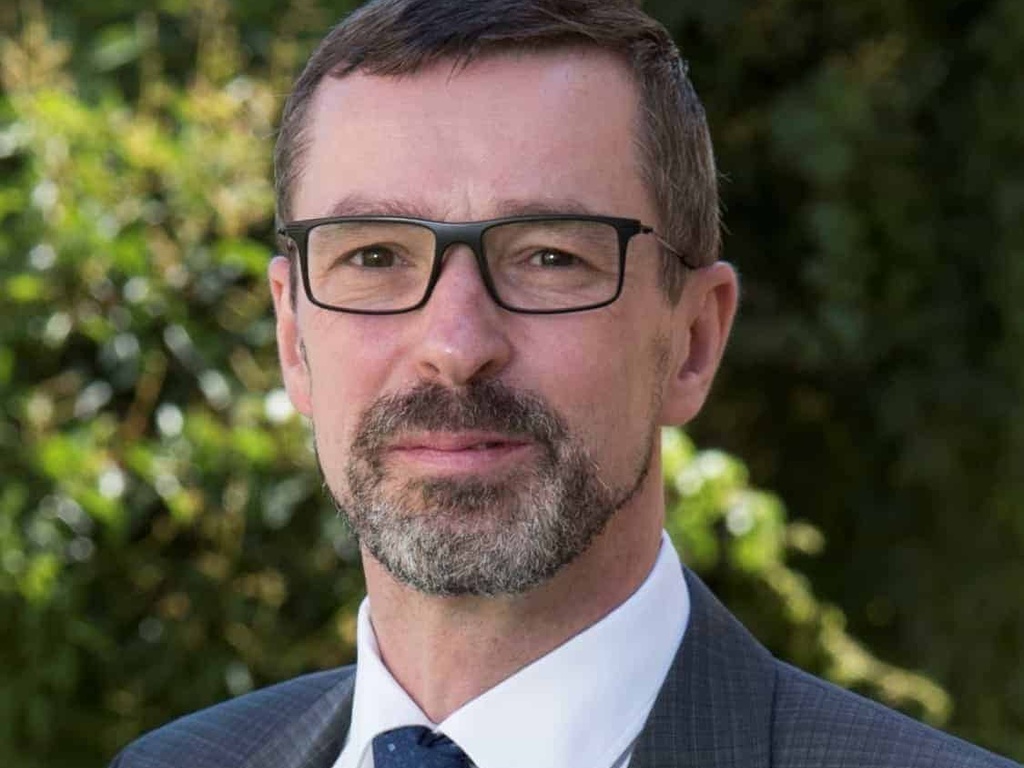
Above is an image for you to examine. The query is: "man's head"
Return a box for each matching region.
[269,0,737,598]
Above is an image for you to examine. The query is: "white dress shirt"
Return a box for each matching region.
[331,531,690,768]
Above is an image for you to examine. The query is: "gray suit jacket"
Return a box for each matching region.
[112,570,1020,768]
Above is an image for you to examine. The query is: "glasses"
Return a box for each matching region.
[278,214,692,315]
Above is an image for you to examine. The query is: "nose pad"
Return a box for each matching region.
[424,240,501,309]
[413,247,512,386]
[431,237,493,296]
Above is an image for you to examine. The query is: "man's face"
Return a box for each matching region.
[271,49,697,595]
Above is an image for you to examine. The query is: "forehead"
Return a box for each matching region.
[293,47,655,222]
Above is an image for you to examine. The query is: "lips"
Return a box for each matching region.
[389,431,530,452]
[384,431,535,474]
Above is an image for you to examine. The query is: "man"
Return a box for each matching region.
[112,1,1020,767]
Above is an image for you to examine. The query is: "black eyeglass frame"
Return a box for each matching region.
[277,213,693,316]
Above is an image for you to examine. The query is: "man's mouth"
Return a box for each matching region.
[385,431,535,473]
[392,432,529,450]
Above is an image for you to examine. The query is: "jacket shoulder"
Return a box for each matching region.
[110,666,356,768]
[772,661,1020,768]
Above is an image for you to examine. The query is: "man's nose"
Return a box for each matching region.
[410,247,513,387]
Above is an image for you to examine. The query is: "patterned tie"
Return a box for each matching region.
[371,725,472,768]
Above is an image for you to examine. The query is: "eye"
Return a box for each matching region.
[529,249,581,268]
[347,247,397,268]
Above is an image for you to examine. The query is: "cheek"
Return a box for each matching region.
[301,313,405,446]
[523,319,662,466]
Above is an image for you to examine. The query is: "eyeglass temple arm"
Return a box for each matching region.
[640,226,698,269]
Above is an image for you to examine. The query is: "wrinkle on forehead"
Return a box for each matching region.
[318,193,606,221]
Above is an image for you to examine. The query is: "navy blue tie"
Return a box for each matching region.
[372,725,472,768]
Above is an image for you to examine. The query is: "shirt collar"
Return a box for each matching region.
[339,531,689,768]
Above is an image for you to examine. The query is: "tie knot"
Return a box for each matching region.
[372,725,471,768]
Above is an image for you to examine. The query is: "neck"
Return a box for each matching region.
[361,473,665,723]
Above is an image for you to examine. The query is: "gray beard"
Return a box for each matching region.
[319,380,656,597]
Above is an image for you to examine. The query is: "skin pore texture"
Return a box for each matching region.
[268,47,738,722]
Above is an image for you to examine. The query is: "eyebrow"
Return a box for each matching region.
[323,195,603,220]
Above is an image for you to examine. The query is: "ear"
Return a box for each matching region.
[660,262,739,426]
[268,255,313,417]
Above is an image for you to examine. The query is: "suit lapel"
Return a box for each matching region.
[631,569,777,768]
[245,570,777,768]
[246,669,357,768]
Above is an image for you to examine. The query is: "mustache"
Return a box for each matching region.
[350,381,569,455]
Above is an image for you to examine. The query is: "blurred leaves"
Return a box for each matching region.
[650,0,1024,757]
[663,430,951,726]
[0,7,360,766]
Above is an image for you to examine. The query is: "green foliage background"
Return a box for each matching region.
[0,1,1020,766]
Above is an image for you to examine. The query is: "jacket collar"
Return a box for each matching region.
[631,569,777,768]
[246,670,356,768]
